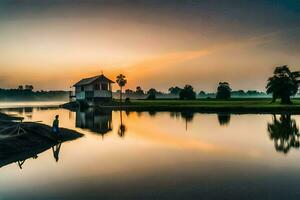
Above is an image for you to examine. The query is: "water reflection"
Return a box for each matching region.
[0,142,64,169]
[180,111,194,130]
[148,111,157,117]
[170,112,181,119]
[169,111,195,130]
[267,114,300,154]
[217,113,231,126]
[117,110,127,137]
[76,108,113,137]
[52,142,62,162]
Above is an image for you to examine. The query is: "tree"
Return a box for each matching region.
[147,88,157,100]
[231,90,245,96]
[125,89,134,95]
[116,74,127,103]
[168,86,182,95]
[266,65,300,104]
[135,86,144,95]
[216,82,231,99]
[25,85,34,91]
[125,89,134,99]
[179,85,196,100]
[199,91,206,96]
[267,114,300,154]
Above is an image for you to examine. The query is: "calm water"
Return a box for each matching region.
[1,103,300,199]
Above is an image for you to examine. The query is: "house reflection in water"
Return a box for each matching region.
[76,108,113,137]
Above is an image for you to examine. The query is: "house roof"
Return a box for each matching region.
[73,74,114,87]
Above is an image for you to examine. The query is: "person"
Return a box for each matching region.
[52,115,60,134]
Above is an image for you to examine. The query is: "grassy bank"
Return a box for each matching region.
[62,98,300,114]
[99,98,300,114]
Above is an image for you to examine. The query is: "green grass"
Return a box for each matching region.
[106,98,300,113]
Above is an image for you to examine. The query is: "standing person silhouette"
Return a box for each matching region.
[52,115,60,136]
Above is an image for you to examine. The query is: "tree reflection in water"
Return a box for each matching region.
[118,110,127,137]
[217,113,231,126]
[180,111,194,131]
[268,114,300,154]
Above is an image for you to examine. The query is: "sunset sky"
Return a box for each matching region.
[0,0,299,92]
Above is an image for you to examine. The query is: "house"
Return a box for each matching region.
[73,74,114,105]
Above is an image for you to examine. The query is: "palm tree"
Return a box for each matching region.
[266,65,300,104]
[116,74,127,103]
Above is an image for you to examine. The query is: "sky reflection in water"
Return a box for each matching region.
[1,106,300,199]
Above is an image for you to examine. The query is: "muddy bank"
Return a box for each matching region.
[0,112,83,168]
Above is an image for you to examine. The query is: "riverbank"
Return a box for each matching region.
[0,111,83,168]
[0,112,23,121]
[61,98,300,114]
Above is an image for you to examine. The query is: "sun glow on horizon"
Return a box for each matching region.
[0,1,299,91]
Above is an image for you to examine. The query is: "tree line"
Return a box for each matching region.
[115,65,300,104]
[0,88,69,101]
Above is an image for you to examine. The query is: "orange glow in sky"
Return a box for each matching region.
[0,1,299,91]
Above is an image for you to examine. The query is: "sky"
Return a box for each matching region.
[0,0,299,92]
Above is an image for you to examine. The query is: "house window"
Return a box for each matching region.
[94,84,100,90]
[101,83,108,90]
[81,86,84,91]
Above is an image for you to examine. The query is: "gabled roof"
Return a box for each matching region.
[73,74,114,87]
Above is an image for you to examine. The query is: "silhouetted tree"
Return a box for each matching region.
[0,89,68,101]
[179,85,196,100]
[25,85,34,91]
[135,86,144,95]
[231,90,245,96]
[199,91,206,96]
[268,114,300,154]
[266,65,300,104]
[147,88,157,100]
[216,82,231,99]
[217,113,231,126]
[246,90,263,96]
[116,74,127,103]
[125,89,134,95]
[168,86,182,95]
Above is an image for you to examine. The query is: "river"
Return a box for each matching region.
[0,102,300,199]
